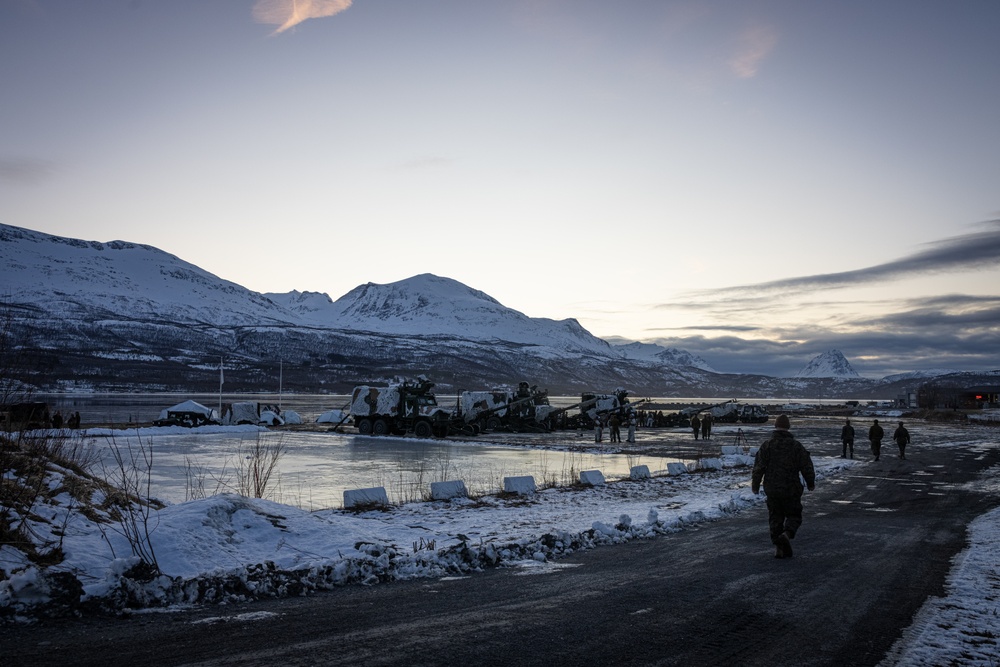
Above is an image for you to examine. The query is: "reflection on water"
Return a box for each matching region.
[45,392,844,512]
[89,429,670,510]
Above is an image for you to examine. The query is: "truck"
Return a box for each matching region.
[350,376,455,438]
[458,382,552,433]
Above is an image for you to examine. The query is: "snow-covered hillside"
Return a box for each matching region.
[0,224,295,327]
[270,274,613,354]
[0,224,607,354]
[794,350,860,379]
[613,341,717,372]
[4,223,959,397]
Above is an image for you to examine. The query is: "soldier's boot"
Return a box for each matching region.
[777,531,793,558]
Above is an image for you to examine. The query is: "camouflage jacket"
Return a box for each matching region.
[751,430,815,497]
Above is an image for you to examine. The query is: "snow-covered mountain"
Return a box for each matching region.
[794,350,860,379]
[0,224,296,327]
[613,342,717,373]
[268,274,612,354]
[5,223,966,398]
[0,223,711,394]
[0,224,609,356]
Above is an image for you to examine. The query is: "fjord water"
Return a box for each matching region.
[41,393,847,510]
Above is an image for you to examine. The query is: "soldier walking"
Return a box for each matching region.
[841,418,855,459]
[869,419,885,461]
[751,414,816,559]
[893,421,910,460]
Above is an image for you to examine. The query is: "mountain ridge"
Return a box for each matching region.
[0,223,973,398]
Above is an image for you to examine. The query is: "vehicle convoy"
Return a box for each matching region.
[458,382,552,432]
[672,400,770,426]
[351,376,464,438]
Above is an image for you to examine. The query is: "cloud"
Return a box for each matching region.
[634,223,1000,377]
[688,220,1000,300]
[253,0,352,34]
[0,157,52,184]
[728,24,777,78]
[643,290,1000,377]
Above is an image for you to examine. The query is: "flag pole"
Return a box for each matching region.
[218,356,224,418]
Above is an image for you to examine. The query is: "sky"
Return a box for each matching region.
[1,0,999,377]
[3,421,1000,665]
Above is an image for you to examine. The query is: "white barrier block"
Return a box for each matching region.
[699,458,723,470]
[343,486,389,508]
[430,480,468,501]
[667,462,688,475]
[630,465,651,480]
[580,469,606,486]
[720,446,742,455]
[504,475,536,495]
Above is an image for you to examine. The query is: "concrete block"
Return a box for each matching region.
[699,458,723,470]
[430,480,468,501]
[504,475,536,495]
[630,465,651,480]
[580,469,606,486]
[343,486,389,508]
[666,462,688,475]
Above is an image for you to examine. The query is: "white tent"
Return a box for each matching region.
[316,409,348,424]
[225,401,261,425]
[281,410,303,425]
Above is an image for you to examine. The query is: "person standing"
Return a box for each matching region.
[701,412,713,440]
[626,414,636,444]
[690,414,701,440]
[869,419,885,461]
[751,414,816,559]
[893,421,910,460]
[609,413,621,443]
[594,416,603,443]
[841,418,855,459]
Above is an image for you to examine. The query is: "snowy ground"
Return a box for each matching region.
[1,423,998,666]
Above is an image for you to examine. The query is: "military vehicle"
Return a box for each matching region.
[350,375,456,438]
[458,382,552,432]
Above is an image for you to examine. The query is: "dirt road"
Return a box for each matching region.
[5,432,999,666]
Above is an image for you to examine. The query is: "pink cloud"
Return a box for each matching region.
[253,0,353,34]
[729,24,777,78]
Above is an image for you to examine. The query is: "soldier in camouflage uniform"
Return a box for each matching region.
[751,414,816,559]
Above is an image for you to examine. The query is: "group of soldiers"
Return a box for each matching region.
[751,413,914,559]
[689,413,714,440]
[839,417,910,461]
[593,412,638,443]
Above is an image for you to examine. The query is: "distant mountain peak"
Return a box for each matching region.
[613,341,717,373]
[795,349,860,378]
